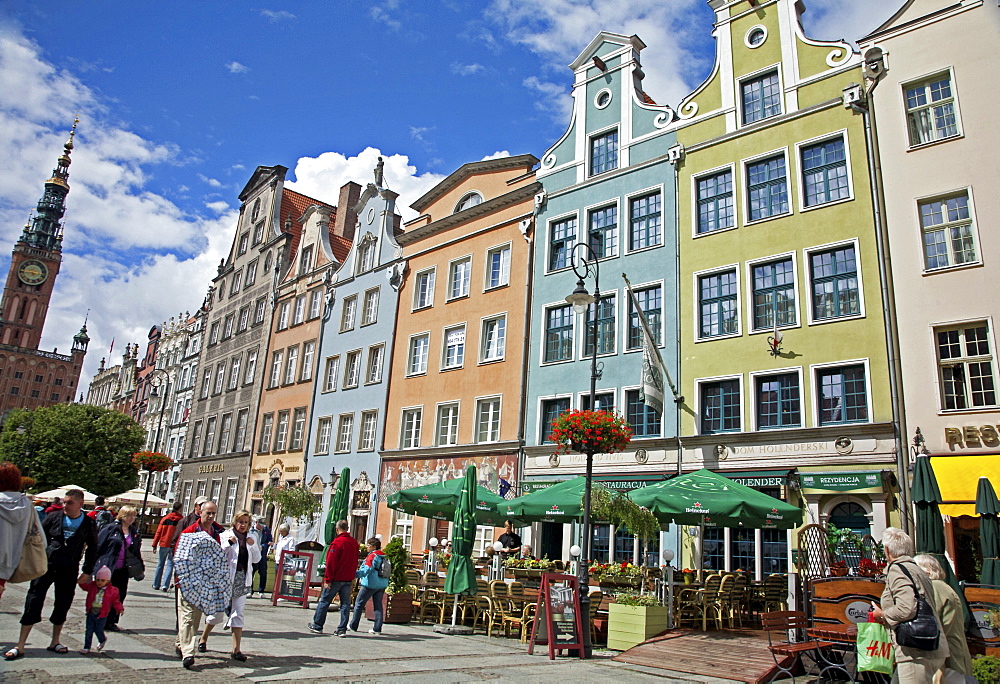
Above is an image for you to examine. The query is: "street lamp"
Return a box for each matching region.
[138,367,171,534]
[565,242,601,658]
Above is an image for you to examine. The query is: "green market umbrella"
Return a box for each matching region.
[503,476,610,523]
[976,476,1000,588]
[325,467,351,544]
[628,469,802,529]
[387,477,514,526]
[444,465,478,624]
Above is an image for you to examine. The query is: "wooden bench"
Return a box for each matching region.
[761,610,834,682]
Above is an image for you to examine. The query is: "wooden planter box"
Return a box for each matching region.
[364,591,414,624]
[607,603,670,651]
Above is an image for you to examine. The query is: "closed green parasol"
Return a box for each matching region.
[444,465,478,602]
[628,469,802,529]
[325,467,350,544]
[503,476,609,522]
[976,476,1000,588]
[387,477,514,526]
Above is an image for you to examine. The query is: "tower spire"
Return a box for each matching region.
[23,118,78,252]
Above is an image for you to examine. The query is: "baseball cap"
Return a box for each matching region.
[193,496,210,506]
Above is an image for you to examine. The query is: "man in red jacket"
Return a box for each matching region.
[307,520,359,636]
[151,502,184,591]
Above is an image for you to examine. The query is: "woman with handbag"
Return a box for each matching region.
[0,462,39,602]
[96,505,143,632]
[871,527,949,683]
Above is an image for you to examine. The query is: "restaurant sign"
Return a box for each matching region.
[800,471,884,493]
[521,476,663,495]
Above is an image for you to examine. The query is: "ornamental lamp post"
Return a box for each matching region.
[564,242,601,658]
[139,367,171,534]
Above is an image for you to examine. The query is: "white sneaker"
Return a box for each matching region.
[368,629,382,636]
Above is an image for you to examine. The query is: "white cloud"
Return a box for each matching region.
[481,150,511,161]
[198,174,223,188]
[259,9,297,22]
[205,200,230,213]
[370,6,402,32]
[226,61,250,74]
[451,62,485,76]
[522,75,572,122]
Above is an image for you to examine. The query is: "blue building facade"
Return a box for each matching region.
[523,32,681,564]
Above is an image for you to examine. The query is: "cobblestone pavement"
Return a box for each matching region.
[1,550,739,683]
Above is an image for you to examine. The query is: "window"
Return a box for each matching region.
[323,356,340,392]
[366,345,384,384]
[200,369,211,399]
[544,305,574,363]
[224,478,239,522]
[277,301,290,331]
[263,251,273,273]
[238,232,249,256]
[359,411,378,451]
[204,417,218,455]
[413,269,435,309]
[227,355,241,390]
[393,512,413,549]
[341,295,357,331]
[448,257,471,300]
[701,379,741,434]
[245,259,258,286]
[292,295,305,325]
[436,404,459,446]
[284,346,299,385]
[548,217,576,271]
[810,245,860,320]
[752,258,796,330]
[540,398,570,443]
[234,409,249,452]
[481,316,506,362]
[699,270,739,338]
[237,306,250,332]
[308,290,322,319]
[590,129,618,175]
[258,414,274,453]
[253,218,264,245]
[357,239,376,273]
[629,192,661,251]
[588,205,617,259]
[209,322,220,345]
[230,270,243,296]
[476,397,501,443]
[290,408,306,450]
[297,341,315,382]
[299,245,313,274]
[627,285,662,350]
[756,373,801,429]
[801,137,849,207]
[747,154,788,221]
[243,349,258,384]
[817,364,868,425]
[581,392,615,412]
[486,245,510,289]
[222,314,235,339]
[214,362,226,394]
[269,351,283,389]
[626,389,661,437]
[315,417,333,453]
[408,335,429,375]
[343,350,361,388]
[218,413,233,453]
[584,295,616,356]
[361,288,379,325]
[696,170,734,234]
[456,192,483,212]
[919,192,977,270]
[936,324,996,409]
[254,298,267,325]
[401,409,422,448]
[905,73,959,146]
[274,411,290,451]
[190,421,202,456]
[442,326,465,369]
[741,70,781,124]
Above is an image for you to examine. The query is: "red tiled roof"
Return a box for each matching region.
[280,188,336,265]
[330,234,352,264]
[637,88,657,105]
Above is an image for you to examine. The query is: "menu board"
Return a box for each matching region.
[528,573,585,660]
[271,550,314,609]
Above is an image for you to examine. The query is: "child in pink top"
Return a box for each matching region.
[79,566,125,654]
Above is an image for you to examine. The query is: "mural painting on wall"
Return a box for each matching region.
[379,453,518,501]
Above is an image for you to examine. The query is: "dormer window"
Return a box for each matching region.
[455,192,483,213]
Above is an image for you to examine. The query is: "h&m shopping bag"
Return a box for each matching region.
[856,621,895,675]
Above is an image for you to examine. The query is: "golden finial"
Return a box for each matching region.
[65,116,79,150]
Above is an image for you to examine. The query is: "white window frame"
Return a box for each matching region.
[335,414,354,453]
[536,394,572,445]
[243,348,258,385]
[902,68,964,149]
[744,251,801,335]
[540,301,577,366]
[932,318,999,412]
[545,211,579,274]
[290,407,306,450]
[413,268,436,310]
[223,478,239,522]
[475,395,502,444]
[480,314,507,364]
[583,196,621,260]
[624,185,665,255]
[269,351,283,389]
[484,243,511,290]
[441,324,466,370]
[579,290,619,359]
[809,358,873,428]
[274,411,290,451]
[284,345,299,385]
[341,295,357,332]
[366,344,384,384]
[301,340,316,381]
[436,402,460,446]
[804,238,866,326]
[740,147,791,226]
[343,349,362,389]
[694,263,742,342]
[695,374,745,436]
[308,289,322,319]
[292,294,306,325]
[447,255,473,301]
[359,410,378,451]
[915,187,981,273]
[315,417,333,454]
[323,356,340,393]
[257,413,273,453]
[691,163,738,239]
[795,129,855,213]
[407,333,430,376]
[748,366,805,431]
[400,407,422,449]
[361,287,380,326]
[277,301,290,330]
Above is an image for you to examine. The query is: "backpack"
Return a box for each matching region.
[376,553,392,579]
[95,509,115,530]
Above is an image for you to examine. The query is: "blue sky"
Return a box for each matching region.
[0,0,895,387]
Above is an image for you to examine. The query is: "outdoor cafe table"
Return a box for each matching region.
[806,623,859,681]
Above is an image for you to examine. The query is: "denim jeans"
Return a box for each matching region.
[152,546,173,590]
[349,586,385,633]
[310,581,353,632]
[84,611,107,650]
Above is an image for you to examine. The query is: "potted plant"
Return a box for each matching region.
[607,593,669,651]
[680,568,696,585]
[829,560,849,577]
[261,483,320,523]
[365,536,414,623]
[858,558,886,578]
[550,409,632,456]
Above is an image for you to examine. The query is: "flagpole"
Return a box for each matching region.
[622,274,680,401]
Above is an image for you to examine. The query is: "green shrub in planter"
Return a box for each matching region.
[974,656,1000,684]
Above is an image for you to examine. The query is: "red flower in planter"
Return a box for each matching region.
[131,451,174,473]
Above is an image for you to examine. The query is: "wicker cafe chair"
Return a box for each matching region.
[508,581,529,610]
[707,574,735,629]
[730,573,750,627]
[677,573,722,630]
[761,611,832,683]
[417,572,446,624]
[404,568,421,586]
[763,573,789,613]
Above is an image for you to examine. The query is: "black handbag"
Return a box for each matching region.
[893,562,939,651]
[125,546,145,581]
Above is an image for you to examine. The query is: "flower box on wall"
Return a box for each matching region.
[607,603,670,651]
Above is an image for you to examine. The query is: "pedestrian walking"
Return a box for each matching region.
[87,496,114,529]
[95,505,142,631]
[308,520,359,636]
[250,518,272,597]
[199,510,260,661]
[179,496,209,531]
[173,501,226,670]
[0,462,36,603]
[914,554,973,678]
[348,537,389,636]
[77,566,124,655]
[151,502,184,591]
[4,488,98,660]
[272,523,296,560]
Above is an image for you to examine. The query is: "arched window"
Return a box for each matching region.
[455,192,483,213]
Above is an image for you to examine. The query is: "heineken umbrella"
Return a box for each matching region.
[628,469,802,529]
[174,531,231,615]
[387,477,517,526]
[503,476,611,523]
[977,476,1000,588]
[444,465,478,625]
[325,467,351,544]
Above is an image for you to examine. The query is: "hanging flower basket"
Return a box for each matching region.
[132,451,173,473]
[550,409,633,456]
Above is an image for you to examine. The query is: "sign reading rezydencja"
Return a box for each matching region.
[271,550,313,609]
[800,471,884,492]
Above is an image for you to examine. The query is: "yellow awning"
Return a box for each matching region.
[930,455,1000,517]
